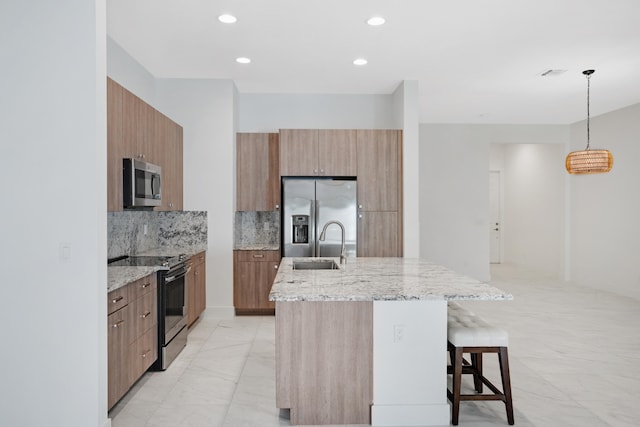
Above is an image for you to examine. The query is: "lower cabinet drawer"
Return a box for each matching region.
[132,290,157,337]
[130,327,157,379]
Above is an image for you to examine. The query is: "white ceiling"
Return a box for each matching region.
[107,0,640,124]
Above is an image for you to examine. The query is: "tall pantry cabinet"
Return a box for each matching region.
[355,129,403,257]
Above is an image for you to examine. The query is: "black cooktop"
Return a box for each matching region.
[108,254,186,268]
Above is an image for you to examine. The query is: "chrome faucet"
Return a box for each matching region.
[319,220,346,265]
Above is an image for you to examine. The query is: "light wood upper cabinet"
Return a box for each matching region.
[279,129,319,176]
[107,77,183,212]
[280,129,357,177]
[157,115,183,211]
[318,130,357,176]
[107,78,125,211]
[236,133,280,211]
[356,129,401,211]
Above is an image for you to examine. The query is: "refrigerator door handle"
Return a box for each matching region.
[312,199,319,257]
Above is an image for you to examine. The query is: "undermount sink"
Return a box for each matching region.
[292,260,340,270]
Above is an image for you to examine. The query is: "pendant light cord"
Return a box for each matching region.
[586,73,591,150]
[583,69,595,150]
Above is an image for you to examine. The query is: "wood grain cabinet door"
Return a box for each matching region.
[279,129,319,176]
[107,78,183,212]
[107,305,131,409]
[356,129,400,211]
[157,116,183,211]
[233,250,280,314]
[107,78,124,211]
[237,133,280,211]
[194,254,206,316]
[357,211,400,257]
[318,129,357,176]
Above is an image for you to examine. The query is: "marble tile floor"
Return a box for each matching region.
[110,263,640,427]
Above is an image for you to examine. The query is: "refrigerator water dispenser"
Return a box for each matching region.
[292,215,309,244]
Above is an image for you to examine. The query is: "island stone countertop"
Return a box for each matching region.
[269,257,512,302]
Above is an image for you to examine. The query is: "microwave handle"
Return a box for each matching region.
[152,174,161,199]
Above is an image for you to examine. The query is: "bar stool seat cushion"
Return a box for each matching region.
[448,311,509,347]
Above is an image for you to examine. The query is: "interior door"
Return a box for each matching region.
[489,170,501,264]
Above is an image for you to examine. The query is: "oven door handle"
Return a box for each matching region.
[164,264,191,283]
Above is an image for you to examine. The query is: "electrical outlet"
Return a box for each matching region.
[143,224,148,235]
[263,222,270,231]
[393,324,405,343]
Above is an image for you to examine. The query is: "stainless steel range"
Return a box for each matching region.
[108,254,189,370]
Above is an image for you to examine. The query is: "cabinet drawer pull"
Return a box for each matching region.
[274,264,278,270]
[141,349,152,358]
[112,319,125,328]
[253,254,264,258]
[140,311,152,319]
[141,282,151,288]
[112,296,124,304]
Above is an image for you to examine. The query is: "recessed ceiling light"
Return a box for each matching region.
[236,57,251,64]
[366,16,386,26]
[218,14,237,24]
[353,58,368,66]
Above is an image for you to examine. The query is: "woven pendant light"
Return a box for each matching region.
[566,70,613,174]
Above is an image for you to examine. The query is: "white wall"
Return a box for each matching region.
[569,103,640,299]
[393,81,421,257]
[491,144,566,277]
[107,36,155,105]
[420,124,568,281]
[156,79,237,316]
[0,1,109,426]
[238,93,396,131]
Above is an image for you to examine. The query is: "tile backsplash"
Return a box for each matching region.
[234,211,280,247]
[108,210,207,259]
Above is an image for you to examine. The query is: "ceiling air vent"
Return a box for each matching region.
[539,69,567,77]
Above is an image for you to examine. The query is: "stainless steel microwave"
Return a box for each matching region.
[123,158,162,208]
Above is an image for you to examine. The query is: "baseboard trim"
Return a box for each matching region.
[203,306,235,318]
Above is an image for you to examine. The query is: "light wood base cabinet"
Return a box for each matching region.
[233,250,280,315]
[187,251,206,327]
[107,273,157,410]
[276,301,373,425]
[107,302,130,409]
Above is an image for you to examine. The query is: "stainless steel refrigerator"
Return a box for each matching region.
[282,178,357,258]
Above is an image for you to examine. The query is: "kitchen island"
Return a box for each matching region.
[269,257,512,426]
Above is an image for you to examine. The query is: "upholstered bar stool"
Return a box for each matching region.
[447,303,514,425]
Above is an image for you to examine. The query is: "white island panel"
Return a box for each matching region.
[372,300,449,426]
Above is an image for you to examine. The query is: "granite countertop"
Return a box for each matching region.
[107,245,207,293]
[269,257,513,302]
[137,245,208,258]
[234,244,280,251]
